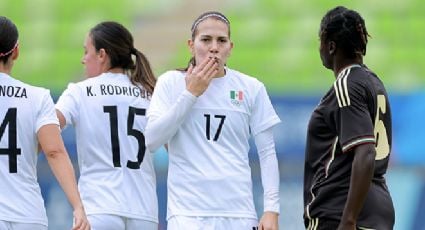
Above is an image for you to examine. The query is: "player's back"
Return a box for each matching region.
[56,72,157,221]
[0,72,57,225]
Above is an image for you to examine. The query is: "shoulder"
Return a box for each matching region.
[158,70,185,79]
[156,70,185,84]
[226,68,264,91]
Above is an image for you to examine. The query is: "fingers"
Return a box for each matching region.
[258,222,264,230]
[187,63,194,74]
[191,57,218,79]
[72,218,90,230]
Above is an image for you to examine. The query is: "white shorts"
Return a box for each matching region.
[88,214,157,230]
[0,221,47,230]
[167,216,258,230]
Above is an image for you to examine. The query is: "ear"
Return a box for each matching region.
[11,45,19,60]
[328,41,336,55]
[188,39,194,55]
[228,41,234,57]
[98,48,107,60]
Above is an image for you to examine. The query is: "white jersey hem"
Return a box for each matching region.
[86,210,158,223]
[166,211,257,221]
[0,215,47,226]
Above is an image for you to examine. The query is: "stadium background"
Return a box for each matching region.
[2,0,424,229]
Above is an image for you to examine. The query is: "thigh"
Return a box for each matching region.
[167,216,203,230]
[167,216,258,230]
[88,214,125,230]
[216,217,258,230]
[306,218,339,230]
[126,218,157,230]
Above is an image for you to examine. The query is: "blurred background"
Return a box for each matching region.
[2,0,424,229]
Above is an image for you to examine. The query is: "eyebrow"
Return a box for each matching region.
[199,34,228,39]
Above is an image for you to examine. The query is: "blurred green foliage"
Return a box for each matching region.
[1,0,424,95]
[0,0,153,94]
[172,0,425,94]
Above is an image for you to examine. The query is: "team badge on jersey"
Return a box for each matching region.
[230,90,243,106]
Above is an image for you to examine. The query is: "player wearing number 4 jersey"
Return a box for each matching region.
[145,11,280,230]
[304,6,394,230]
[0,16,89,230]
[55,21,158,230]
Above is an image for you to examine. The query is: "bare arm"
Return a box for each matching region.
[38,124,90,230]
[338,143,375,230]
[56,109,66,129]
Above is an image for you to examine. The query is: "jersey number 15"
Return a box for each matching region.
[104,106,146,169]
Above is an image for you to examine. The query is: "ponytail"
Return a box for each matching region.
[130,48,156,96]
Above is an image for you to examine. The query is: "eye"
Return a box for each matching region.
[201,38,210,42]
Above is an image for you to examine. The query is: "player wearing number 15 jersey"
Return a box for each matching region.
[55,21,158,230]
[145,11,281,230]
[304,6,394,230]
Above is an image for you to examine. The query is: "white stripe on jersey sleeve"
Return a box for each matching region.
[333,68,351,107]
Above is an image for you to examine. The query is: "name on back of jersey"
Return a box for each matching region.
[85,84,150,99]
[0,85,27,98]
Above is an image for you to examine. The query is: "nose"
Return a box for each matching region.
[209,40,218,53]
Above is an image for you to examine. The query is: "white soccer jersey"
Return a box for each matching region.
[0,73,59,226]
[55,73,157,223]
[147,68,280,219]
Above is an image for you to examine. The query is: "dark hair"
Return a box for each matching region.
[319,6,370,59]
[90,21,156,95]
[178,11,231,71]
[0,16,19,64]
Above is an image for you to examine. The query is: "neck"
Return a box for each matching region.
[106,67,125,74]
[213,67,226,78]
[0,63,12,75]
[333,58,362,78]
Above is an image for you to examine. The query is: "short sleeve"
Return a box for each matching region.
[55,83,81,127]
[36,90,59,132]
[336,77,375,152]
[249,83,281,136]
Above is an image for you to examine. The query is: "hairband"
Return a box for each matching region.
[191,13,229,32]
[0,41,18,57]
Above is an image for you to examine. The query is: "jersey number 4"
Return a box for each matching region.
[104,106,145,169]
[0,108,21,173]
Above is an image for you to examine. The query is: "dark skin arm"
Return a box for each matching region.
[338,143,375,230]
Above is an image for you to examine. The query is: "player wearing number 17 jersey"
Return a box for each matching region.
[145,11,281,230]
[304,6,394,230]
[55,21,158,229]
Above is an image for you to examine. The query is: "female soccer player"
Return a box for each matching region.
[303,6,394,230]
[0,16,89,230]
[145,11,280,230]
[55,21,158,230]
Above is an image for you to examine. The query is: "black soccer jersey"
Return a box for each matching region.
[303,64,394,229]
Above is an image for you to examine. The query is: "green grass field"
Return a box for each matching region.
[1,0,424,95]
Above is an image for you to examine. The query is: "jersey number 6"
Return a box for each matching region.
[374,95,390,160]
[104,106,145,169]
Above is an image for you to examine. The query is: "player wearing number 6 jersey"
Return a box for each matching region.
[145,11,281,230]
[0,16,89,230]
[304,6,394,230]
[55,21,158,230]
